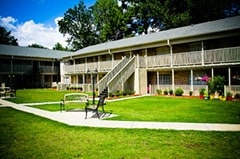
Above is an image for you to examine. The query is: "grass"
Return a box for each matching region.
[1,108,240,159]
[7,89,92,103]
[6,89,240,123]
[29,96,240,124]
[106,96,240,123]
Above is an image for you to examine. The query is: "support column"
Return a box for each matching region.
[145,48,148,68]
[228,67,231,86]
[211,68,214,79]
[168,40,173,67]
[134,67,140,94]
[157,71,159,90]
[172,69,175,91]
[201,41,204,65]
[190,69,193,92]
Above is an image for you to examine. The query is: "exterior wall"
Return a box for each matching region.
[174,71,189,85]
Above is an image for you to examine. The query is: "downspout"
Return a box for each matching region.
[168,39,174,91]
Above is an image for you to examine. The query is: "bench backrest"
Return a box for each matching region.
[96,95,106,109]
[63,93,88,104]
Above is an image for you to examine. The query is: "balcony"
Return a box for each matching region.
[64,60,121,74]
[146,46,240,68]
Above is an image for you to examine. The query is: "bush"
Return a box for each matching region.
[208,76,225,95]
[199,88,205,95]
[108,92,114,97]
[235,93,240,99]
[175,88,184,96]
[114,90,121,97]
[164,90,168,95]
[169,89,173,95]
[156,89,162,95]
[189,91,193,96]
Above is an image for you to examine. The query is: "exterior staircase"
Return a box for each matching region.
[97,56,136,96]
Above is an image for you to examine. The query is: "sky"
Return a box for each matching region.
[0,0,96,49]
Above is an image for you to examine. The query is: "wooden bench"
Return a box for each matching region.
[60,93,89,112]
[85,94,107,119]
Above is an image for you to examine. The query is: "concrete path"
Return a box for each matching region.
[1,99,240,132]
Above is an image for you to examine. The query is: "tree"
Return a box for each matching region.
[28,43,47,49]
[122,0,240,36]
[189,0,240,24]
[92,0,126,42]
[0,26,18,46]
[53,42,69,51]
[58,0,99,50]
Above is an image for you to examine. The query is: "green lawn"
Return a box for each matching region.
[1,108,240,159]
[6,89,240,124]
[7,89,91,103]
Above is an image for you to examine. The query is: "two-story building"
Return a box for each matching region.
[60,16,240,96]
[1,16,240,96]
[0,45,70,89]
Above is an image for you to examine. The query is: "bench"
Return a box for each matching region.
[60,93,89,112]
[85,94,107,119]
[0,87,16,98]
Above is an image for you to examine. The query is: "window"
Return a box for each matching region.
[159,74,171,85]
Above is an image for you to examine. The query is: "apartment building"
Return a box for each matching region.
[1,16,240,96]
[61,16,240,96]
[0,45,70,89]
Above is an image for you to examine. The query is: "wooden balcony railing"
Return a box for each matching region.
[63,60,121,74]
[173,51,202,66]
[146,46,240,68]
[204,47,240,64]
[146,54,171,67]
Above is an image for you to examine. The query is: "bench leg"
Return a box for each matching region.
[85,108,88,119]
[96,111,100,119]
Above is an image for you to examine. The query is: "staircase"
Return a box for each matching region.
[97,56,136,96]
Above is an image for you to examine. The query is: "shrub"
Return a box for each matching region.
[226,92,232,97]
[199,88,205,95]
[164,90,168,95]
[169,89,173,95]
[189,91,193,96]
[114,90,121,97]
[175,88,184,96]
[156,89,162,95]
[235,93,240,99]
[207,75,225,95]
[108,92,114,97]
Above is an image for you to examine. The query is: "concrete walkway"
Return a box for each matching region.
[1,99,240,132]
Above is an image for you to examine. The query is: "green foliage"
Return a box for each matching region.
[58,0,99,50]
[169,89,173,95]
[0,26,18,46]
[175,88,184,96]
[92,0,126,41]
[52,42,69,51]
[58,0,240,49]
[207,76,226,95]
[164,89,168,95]
[199,88,206,95]
[28,43,47,49]
[189,91,193,96]
[156,89,162,95]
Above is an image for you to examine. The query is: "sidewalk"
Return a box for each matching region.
[1,99,240,131]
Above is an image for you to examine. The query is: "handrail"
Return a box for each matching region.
[107,56,136,93]
[97,56,129,93]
